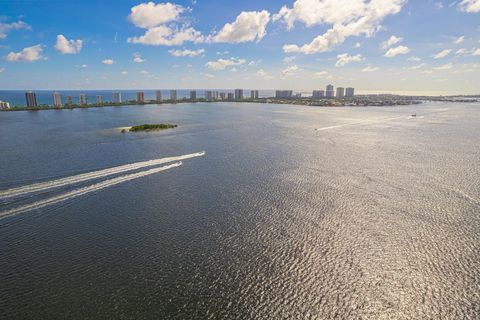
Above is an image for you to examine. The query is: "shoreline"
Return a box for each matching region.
[0,98,430,113]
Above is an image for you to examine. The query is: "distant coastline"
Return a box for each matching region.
[1,95,479,112]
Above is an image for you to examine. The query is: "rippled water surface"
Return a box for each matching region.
[0,102,479,319]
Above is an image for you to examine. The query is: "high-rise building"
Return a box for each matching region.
[312,90,325,99]
[137,91,145,103]
[25,91,38,107]
[345,87,355,97]
[79,94,87,105]
[66,96,73,106]
[250,90,259,99]
[326,85,335,98]
[336,87,345,98]
[96,95,103,104]
[213,91,219,100]
[275,90,293,99]
[219,92,226,100]
[0,101,10,109]
[113,92,122,103]
[156,90,162,102]
[227,93,234,101]
[170,90,177,101]
[205,91,213,100]
[234,89,243,100]
[53,92,62,107]
[190,91,197,100]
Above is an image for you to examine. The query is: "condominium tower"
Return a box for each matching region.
[79,94,87,105]
[336,87,345,98]
[156,90,162,101]
[170,90,177,101]
[25,91,38,107]
[326,85,335,98]
[345,87,355,97]
[137,91,145,103]
[312,90,325,99]
[53,92,62,107]
[112,92,122,103]
[234,89,243,100]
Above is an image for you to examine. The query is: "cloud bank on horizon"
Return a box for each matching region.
[0,0,479,94]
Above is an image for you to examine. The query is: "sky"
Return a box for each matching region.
[0,0,479,95]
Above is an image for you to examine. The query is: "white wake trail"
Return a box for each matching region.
[0,162,183,219]
[0,152,205,200]
[316,115,408,131]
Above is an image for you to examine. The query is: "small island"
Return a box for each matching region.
[121,124,178,133]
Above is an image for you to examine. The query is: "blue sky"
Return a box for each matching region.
[0,0,479,94]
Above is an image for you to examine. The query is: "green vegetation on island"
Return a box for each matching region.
[125,124,178,132]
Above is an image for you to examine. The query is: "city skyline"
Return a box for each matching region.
[0,1,479,95]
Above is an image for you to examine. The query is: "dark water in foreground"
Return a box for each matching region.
[0,102,479,319]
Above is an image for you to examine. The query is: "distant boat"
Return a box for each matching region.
[411,114,417,117]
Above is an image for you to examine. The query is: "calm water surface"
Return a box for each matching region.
[0,102,479,319]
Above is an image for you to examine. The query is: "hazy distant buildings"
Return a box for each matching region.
[250,90,259,99]
[79,94,87,105]
[0,101,10,109]
[219,92,226,100]
[205,90,213,100]
[25,91,38,107]
[275,90,293,99]
[312,90,325,99]
[234,89,243,100]
[66,96,73,106]
[112,92,122,103]
[326,85,334,98]
[137,91,145,103]
[336,87,345,98]
[156,90,162,101]
[96,95,103,104]
[190,90,196,100]
[346,87,355,97]
[227,93,234,101]
[53,92,62,107]
[170,90,177,101]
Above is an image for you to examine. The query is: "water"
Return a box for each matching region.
[0,102,479,319]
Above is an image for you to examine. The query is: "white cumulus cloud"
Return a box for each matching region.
[275,0,406,54]
[432,49,452,59]
[206,57,246,71]
[454,36,465,44]
[6,45,45,62]
[169,48,205,57]
[0,21,31,39]
[362,65,379,72]
[133,52,145,63]
[55,35,83,54]
[335,53,363,67]
[102,59,114,65]
[127,2,203,46]
[282,65,301,76]
[256,68,273,79]
[127,26,203,46]
[128,2,185,29]
[381,35,403,49]
[207,11,271,43]
[435,63,453,70]
[384,45,410,57]
[458,0,480,13]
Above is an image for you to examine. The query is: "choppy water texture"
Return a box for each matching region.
[0,102,479,319]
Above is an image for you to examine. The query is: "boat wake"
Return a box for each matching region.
[0,152,205,200]
[0,151,206,219]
